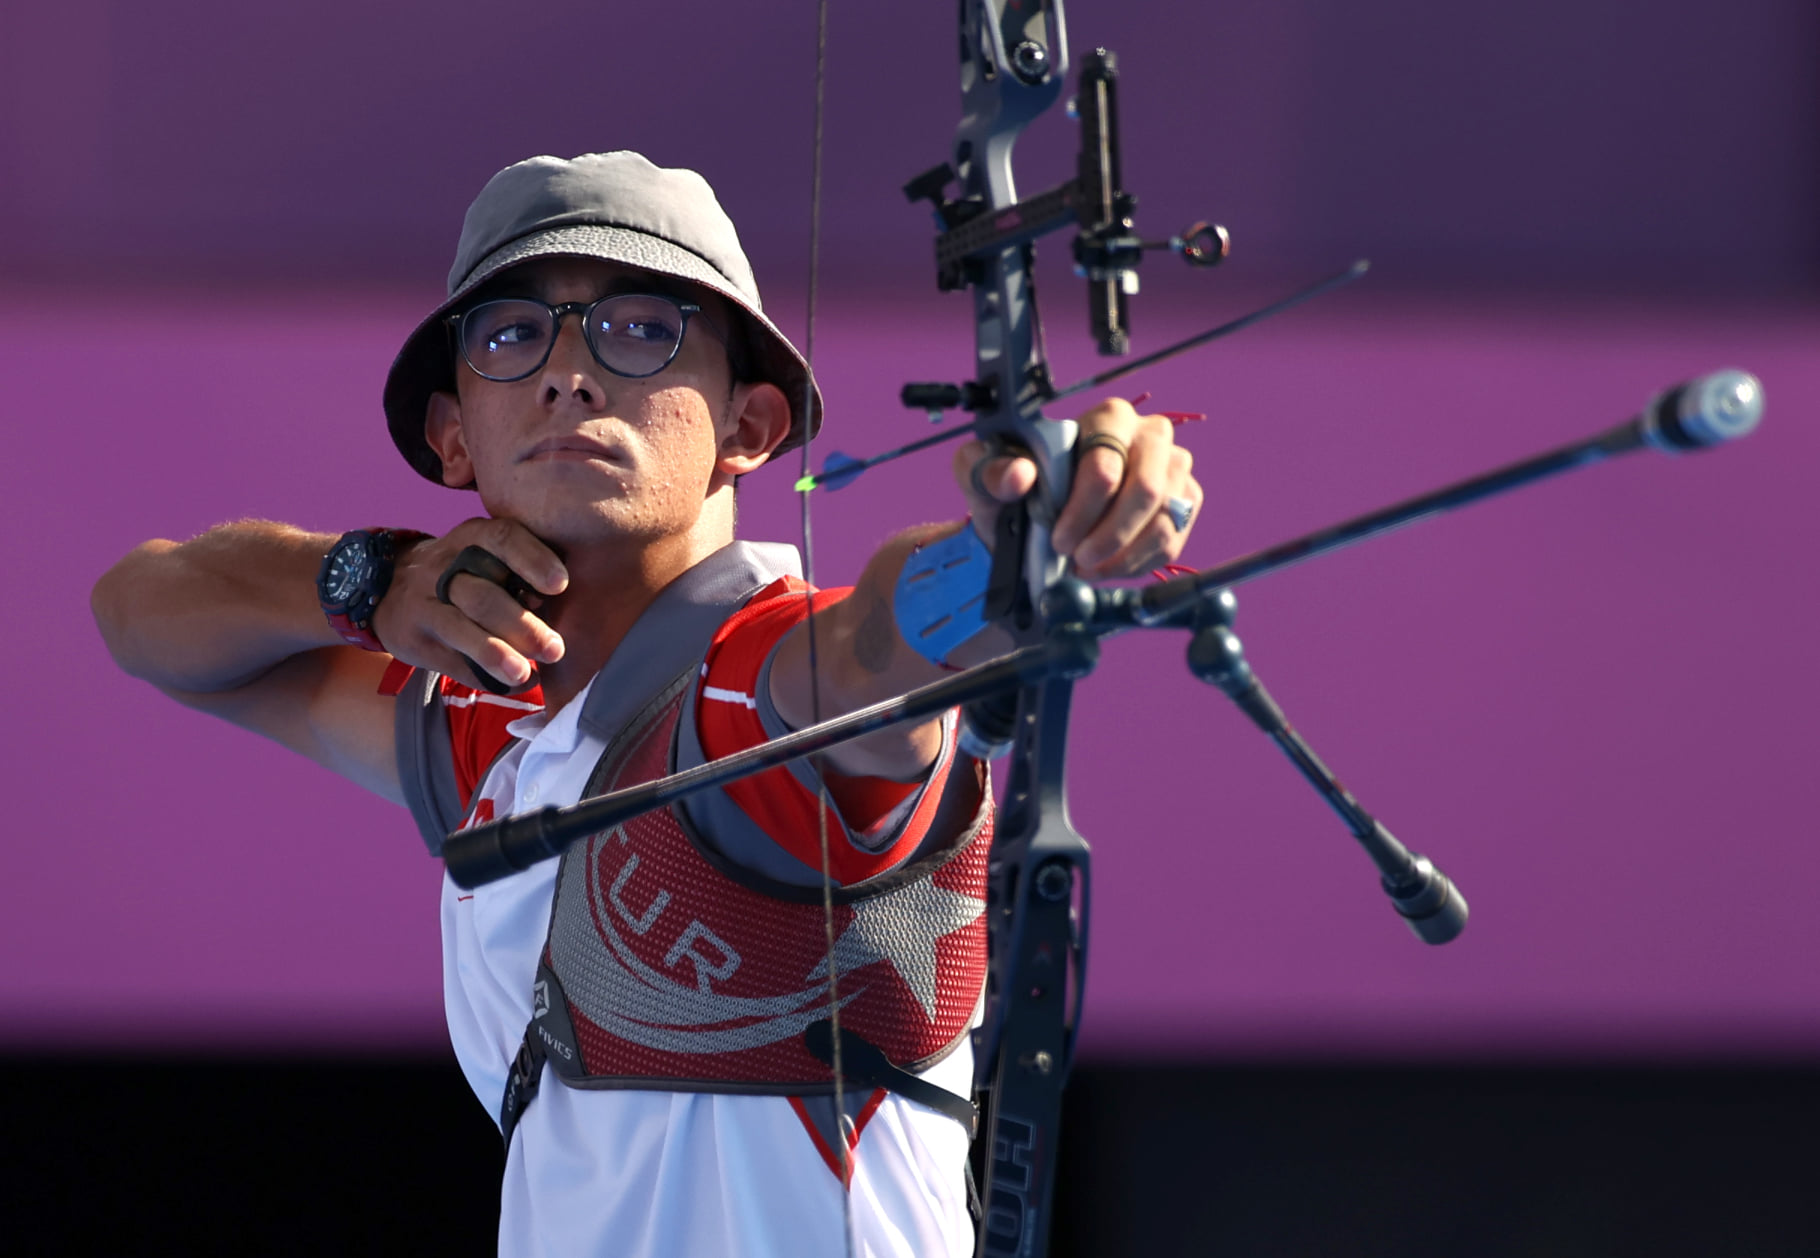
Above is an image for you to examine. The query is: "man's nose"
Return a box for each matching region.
[539,315,607,408]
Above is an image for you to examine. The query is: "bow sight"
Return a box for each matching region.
[901,46,1226,363]
[796,4,1361,500]
[899,35,1229,416]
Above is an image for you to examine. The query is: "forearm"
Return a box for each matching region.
[771,520,1013,779]
[92,520,345,692]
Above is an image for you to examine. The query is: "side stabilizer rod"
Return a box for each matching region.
[1186,589,1468,944]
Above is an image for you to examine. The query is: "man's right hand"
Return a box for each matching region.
[374,518,569,693]
[93,516,569,806]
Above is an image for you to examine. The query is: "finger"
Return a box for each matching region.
[1073,415,1174,574]
[1087,446,1200,577]
[1052,398,1143,555]
[1165,453,1205,549]
[430,600,542,688]
[1050,438,1125,556]
[443,572,566,664]
[955,442,1038,518]
[980,454,1037,501]
[1101,514,1177,579]
[459,517,569,596]
[969,453,1037,503]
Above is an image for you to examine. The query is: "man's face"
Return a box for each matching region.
[425,256,750,547]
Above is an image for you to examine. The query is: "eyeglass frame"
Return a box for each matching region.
[444,291,730,384]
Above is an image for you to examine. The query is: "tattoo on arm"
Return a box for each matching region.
[853,591,898,675]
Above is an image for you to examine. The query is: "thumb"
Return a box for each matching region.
[955,441,1037,536]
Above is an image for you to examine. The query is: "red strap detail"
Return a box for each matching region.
[326,609,385,652]
[788,1089,888,1186]
[377,658,415,697]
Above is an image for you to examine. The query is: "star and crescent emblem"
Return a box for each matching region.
[808,877,987,1021]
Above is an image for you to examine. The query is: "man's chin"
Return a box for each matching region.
[485,475,623,522]
[512,505,673,553]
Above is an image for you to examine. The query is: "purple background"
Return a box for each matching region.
[4,0,1816,1060]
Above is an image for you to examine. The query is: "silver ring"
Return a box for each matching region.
[1164,495,1194,532]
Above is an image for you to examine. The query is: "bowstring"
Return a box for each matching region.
[796,0,856,1253]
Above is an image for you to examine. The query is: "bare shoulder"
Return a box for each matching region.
[160,646,405,805]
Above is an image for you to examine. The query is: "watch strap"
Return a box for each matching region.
[319,528,432,652]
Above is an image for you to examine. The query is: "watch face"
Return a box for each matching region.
[323,544,371,604]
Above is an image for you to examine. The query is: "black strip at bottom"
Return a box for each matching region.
[1051,1061,1820,1258]
[4,1056,1817,1256]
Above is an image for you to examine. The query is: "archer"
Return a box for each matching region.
[90,151,1203,1257]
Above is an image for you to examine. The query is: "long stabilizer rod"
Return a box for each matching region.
[1131,371,1763,628]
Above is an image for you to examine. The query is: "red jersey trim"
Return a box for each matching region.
[696,577,956,886]
[374,659,546,811]
[439,677,545,811]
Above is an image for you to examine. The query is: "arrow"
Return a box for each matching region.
[794,260,1369,494]
[1046,258,1370,402]
[795,425,977,492]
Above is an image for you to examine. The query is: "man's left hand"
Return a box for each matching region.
[955,397,1203,579]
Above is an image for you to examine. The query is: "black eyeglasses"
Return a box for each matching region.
[448,292,722,383]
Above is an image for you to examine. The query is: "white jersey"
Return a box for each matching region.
[438,649,977,1256]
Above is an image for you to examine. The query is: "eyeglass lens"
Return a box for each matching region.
[460,295,690,381]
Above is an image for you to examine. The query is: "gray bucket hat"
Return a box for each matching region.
[383,151,821,485]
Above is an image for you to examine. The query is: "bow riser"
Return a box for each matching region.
[976,667,1093,1258]
[954,0,1079,611]
[944,7,1103,1257]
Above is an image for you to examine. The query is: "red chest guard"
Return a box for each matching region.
[527,671,992,1097]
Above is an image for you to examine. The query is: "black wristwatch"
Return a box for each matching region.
[317,528,431,651]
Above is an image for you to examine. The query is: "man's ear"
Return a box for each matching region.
[717,381,793,476]
[424,391,476,489]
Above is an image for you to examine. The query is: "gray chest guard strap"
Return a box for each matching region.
[394,666,465,856]
[803,1019,978,1137]
[498,984,980,1148]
